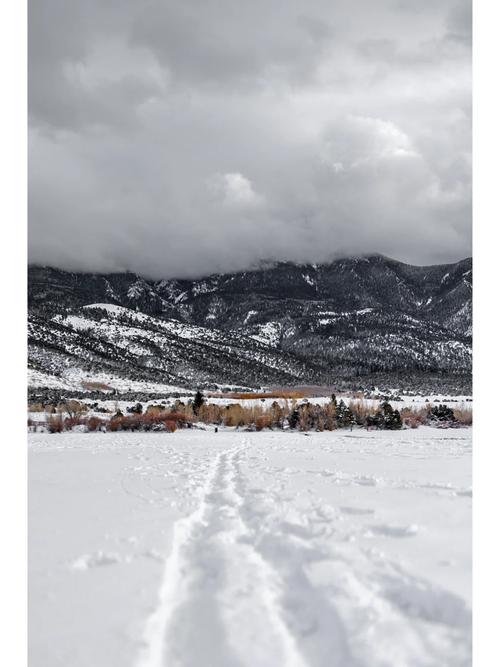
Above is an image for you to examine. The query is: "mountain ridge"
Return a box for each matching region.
[28,252,471,282]
[28,255,472,395]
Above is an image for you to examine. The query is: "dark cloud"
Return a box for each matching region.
[28,0,471,279]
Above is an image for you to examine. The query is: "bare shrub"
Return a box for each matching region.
[145,405,164,415]
[269,401,286,428]
[255,415,272,431]
[198,403,223,425]
[81,381,113,391]
[165,411,188,424]
[349,400,377,425]
[47,415,64,433]
[63,416,87,430]
[59,400,88,419]
[164,420,177,433]
[107,416,125,432]
[87,416,104,432]
[454,408,473,426]
[223,404,246,427]
[400,407,428,429]
[106,410,187,433]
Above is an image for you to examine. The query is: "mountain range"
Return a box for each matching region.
[28,254,472,397]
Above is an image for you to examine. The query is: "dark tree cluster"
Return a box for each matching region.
[366,401,403,430]
[287,396,355,431]
[429,404,457,424]
[127,402,143,414]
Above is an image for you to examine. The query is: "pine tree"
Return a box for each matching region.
[288,408,300,429]
[335,399,354,428]
[193,390,205,416]
[382,401,402,430]
[429,404,456,423]
[367,401,402,430]
[390,409,402,430]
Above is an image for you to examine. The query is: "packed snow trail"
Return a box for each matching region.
[137,443,309,667]
[29,428,471,667]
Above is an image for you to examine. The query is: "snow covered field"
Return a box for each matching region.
[29,427,471,667]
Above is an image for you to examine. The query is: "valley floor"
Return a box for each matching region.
[29,427,471,667]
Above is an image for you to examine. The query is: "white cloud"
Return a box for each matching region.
[208,172,263,208]
[28,0,471,278]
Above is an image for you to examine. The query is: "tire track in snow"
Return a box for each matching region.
[135,442,307,667]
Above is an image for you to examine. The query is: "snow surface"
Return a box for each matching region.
[29,428,471,667]
[249,322,282,346]
[28,365,186,395]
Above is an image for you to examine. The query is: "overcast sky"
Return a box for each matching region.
[28,0,471,279]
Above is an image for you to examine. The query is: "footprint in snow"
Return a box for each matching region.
[368,524,419,538]
[70,551,125,571]
[354,476,379,486]
[340,506,375,516]
[141,548,164,562]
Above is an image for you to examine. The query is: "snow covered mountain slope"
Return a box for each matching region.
[28,303,321,392]
[28,255,472,392]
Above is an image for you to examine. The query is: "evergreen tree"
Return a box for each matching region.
[366,411,384,429]
[381,401,402,429]
[193,390,205,416]
[367,401,402,430]
[429,404,456,423]
[335,399,354,428]
[288,408,300,430]
[390,409,402,430]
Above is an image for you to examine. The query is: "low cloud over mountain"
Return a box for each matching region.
[29,1,471,279]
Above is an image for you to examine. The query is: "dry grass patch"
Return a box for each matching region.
[453,408,473,426]
[28,403,45,413]
[255,415,273,431]
[210,391,306,401]
[348,400,378,423]
[87,416,105,432]
[82,381,114,391]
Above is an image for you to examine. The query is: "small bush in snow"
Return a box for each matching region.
[87,416,104,432]
[429,404,456,423]
[105,411,186,432]
[255,415,272,431]
[453,409,473,426]
[47,415,64,433]
[335,399,355,428]
[63,416,87,430]
[366,401,402,430]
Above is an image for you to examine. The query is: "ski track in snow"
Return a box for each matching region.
[133,436,471,667]
[136,443,308,667]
